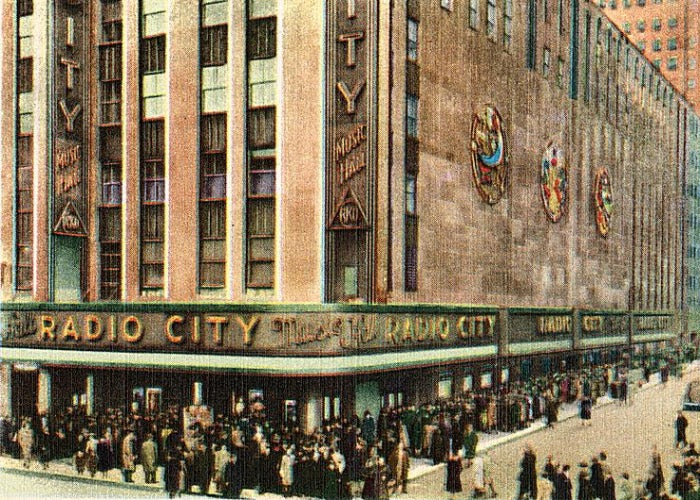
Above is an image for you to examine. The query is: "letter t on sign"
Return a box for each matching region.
[338,32,364,67]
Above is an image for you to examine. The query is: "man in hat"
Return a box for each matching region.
[140,432,158,484]
[121,428,136,483]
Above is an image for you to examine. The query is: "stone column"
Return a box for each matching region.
[0,364,11,417]
[86,373,94,416]
[37,368,51,415]
[192,381,203,406]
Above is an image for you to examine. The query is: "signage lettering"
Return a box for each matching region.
[637,316,671,330]
[338,31,364,67]
[582,315,603,332]
[336,80,366,114]
[8,311,496,352]
[536,315,571,334]
[58,100,82,133]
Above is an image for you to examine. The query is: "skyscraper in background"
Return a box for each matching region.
[598,0,700,107]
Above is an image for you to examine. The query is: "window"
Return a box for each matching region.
[569,0,579,99]
[543,47,551,77]
[407,18,418,61]
[691,36,697,49]
[246,1,277,289]
[469,0,479,30]
[543,0,549,22]
[667,38,677,51]
[202,65,227,112]
[202,0,227,26]
[526,0,537,69]
[406,94,418,138]
[652,39,661,52]
[637,0,646,5]
[653,58,661,68]
[690,58,697,70]
[668,57,678,70]
[690,79,697,89]
[668,17,677,28]
[142,0,166,37]
[140,120,165,289]
[637,20,645,32]
[557,56,564,87]
[441,0,454,11]
[652,18,661,31]
[201,25,228,66]
[558,0,564,35]
[624,0,631,6]
[486,0,496,39]
[637,40,645,52]
[503,0,513,51]
[623,22,631,34]
[248,58,276,107]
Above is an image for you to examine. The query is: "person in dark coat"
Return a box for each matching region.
[577,462,593,500]
[431,427,447,465]
[222,453,243,499]
[590,457,604,499]
[445,452,463,497]
[553,464,573,500]
[676,411,689,449]
[602,470,616,500]
[518,444,538,500]
[361,411,377,445]
[165,453,182,499]
[463,423,479,467]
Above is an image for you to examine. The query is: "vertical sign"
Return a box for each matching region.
[326,0,378,302]
[53,0,87,237]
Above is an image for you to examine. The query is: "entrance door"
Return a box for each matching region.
[11,368,38,418]
[54,236,82,301]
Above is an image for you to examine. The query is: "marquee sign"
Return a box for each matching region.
[53,0,87,237]
[470,105,508,204]
[540,142,568,222]
[0,310,498,355]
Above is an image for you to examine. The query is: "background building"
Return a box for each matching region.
[598,0,700,107]
[0,0,691,429]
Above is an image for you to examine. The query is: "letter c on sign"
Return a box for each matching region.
[165,315,185,344]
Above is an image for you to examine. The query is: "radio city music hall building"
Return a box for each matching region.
[0,0,693,429]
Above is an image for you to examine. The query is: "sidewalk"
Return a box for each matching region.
[407,370,665,481]
[0,369,675,497]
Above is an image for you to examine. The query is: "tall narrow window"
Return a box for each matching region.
[140,0,167,292]
[569,0,579,99]
[98,0,123,300]
[526,0,537,69]
[584,11,591,102]
[406,94,419,138]
[407,18,418,62]
[404,15,419,292]
[469,0,479,30]
[199,0,228,289]
[503,0,513,51]
[15,3,33,291]
[543,47,551,77]
[246,0,277,289]
[558,0,564,35]
[486,0,497,39]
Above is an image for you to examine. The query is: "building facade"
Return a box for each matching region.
[598,0,700,108]
[0,0,690,429]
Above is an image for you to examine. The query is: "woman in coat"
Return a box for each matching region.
[445,452,463,498]
[279,445,296,497]
[431,427,447,465]
[165,452,182,499]
[17,419,34,468]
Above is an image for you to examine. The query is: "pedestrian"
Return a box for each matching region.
[445,451,462,499]
[519,444,538,500]
[580,397,592,426]
[463,422,479,468]
[279,445,296,497]
[618,472,633,500]
[590,456,604,499]
[388,440,409,494]
[165,452,182,499]
[553,464,572,500]
[121,428,136,483]
[140,432,158,484]
[602,470,616,500]
[361,410,376,445]
[431,426,447,465]
[676,411,689,449]
[577,462,593,500]
[17,418,34,468]
[222,453,243,499]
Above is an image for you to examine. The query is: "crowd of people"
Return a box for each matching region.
[0,349,692,499]
[514,441,700,500]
